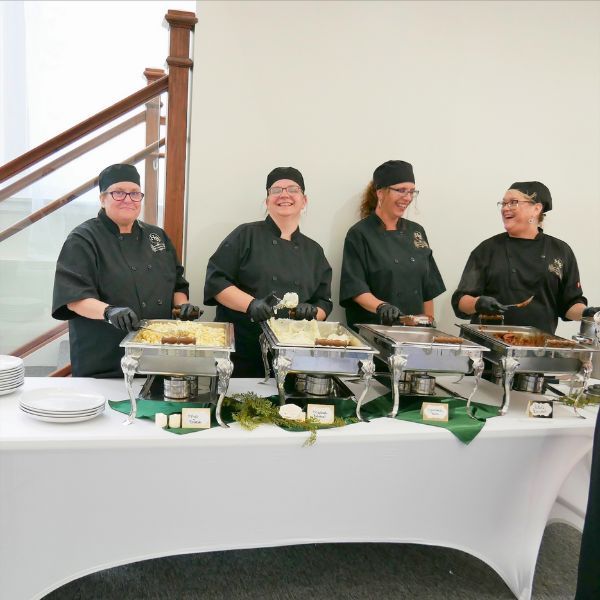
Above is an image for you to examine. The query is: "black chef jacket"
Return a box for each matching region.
[340,213,446,331]
[451,230,586,334]
[204,216,333,377]
[52,209,189,378]
[575,408,600,599]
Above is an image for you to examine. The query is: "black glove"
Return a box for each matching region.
[376,302,403,326]
[475,296,508,315]
[583,306,600,318]
[104,306,140,332]
[177,303,201,320]
[293,303,318,321]
[247,293,277,322]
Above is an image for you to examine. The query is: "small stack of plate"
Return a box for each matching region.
[0,355,25,396]
[19,388,105,423]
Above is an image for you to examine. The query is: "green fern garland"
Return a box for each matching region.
[228,392,351,446]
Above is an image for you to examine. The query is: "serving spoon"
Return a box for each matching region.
[504,295,534,309]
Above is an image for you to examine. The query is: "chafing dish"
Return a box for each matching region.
[358,324,489,418]
[259,320,378,420]
[459,324,599,415]
[120,320,235,426]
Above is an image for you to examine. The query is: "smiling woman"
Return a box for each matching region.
[452,181,599,333]
[204,166,333,377]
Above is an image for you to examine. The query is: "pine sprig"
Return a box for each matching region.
[228,392,351,446]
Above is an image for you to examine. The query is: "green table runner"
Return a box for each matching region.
[110,392,498,444]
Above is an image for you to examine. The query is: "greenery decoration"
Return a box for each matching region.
[228,392,351,446]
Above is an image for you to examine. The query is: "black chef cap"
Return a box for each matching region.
[266,167,305,192]
[373,160,415,189]
[509,181,552,212]
[98,164,141,192]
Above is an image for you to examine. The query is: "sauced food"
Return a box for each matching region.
[268,318,352,346]
[487,331,577,348]
[134,322,226,346]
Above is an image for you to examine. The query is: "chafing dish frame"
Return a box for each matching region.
[358,324,489,419]
[120,320,235,427]
[259,321,378,421]
[458,323,598,416]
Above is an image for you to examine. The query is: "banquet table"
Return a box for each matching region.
[0,376,596,600]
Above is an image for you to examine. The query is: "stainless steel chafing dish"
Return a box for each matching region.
[459,324,599,415]
[120,320,235,426]
[358,324,489,418]
[259,320,378,420]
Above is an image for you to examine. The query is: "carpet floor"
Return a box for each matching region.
[43,522,581,600]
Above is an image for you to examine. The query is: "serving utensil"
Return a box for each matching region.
[138,326,196,345]
[504,295,534,309]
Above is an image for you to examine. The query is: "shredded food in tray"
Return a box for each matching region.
[134,322,226,346]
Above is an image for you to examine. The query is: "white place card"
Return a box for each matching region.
[421,402,449,422]
[307,404,335,424]
[527,400,553,419]
[182,407,212,429]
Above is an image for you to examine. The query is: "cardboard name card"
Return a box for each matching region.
[421,402,449,422]
[527,400,553,419]
[182,407,212,429]
[307,404,335,424]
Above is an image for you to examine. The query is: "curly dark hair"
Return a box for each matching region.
[359,181,378,219]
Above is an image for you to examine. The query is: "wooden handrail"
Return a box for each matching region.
[49,364,72,377]
[10,323,68,359]
[0,138,165,243]
[0,111,147,203]
[0,76,168,184]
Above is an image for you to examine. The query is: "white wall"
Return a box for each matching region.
[186,0,600,339]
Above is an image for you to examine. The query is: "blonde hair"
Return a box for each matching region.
[517,190,546,224]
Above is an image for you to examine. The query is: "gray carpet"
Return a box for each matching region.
[44,523,580,599]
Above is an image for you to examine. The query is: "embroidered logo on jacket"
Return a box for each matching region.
[149,233,166,252]
[548,258,563,280]
[413,231,429,249]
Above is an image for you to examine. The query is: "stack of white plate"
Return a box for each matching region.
[19,388,105,423]
[0,355,25,396]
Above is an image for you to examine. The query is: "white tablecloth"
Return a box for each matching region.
[0,376,596,600]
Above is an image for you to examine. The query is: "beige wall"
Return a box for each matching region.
[186,0,600,339]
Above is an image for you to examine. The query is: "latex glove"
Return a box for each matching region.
[582,306,600,318]
[376,302,404,326]
[247,293,277,322]
[475,296,508,315]
[104,306,140,332]
[293,303,318,321]
[177,303,202,320]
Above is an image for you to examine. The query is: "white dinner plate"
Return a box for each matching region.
[19,403,104,417]
[0,384,23,396]
[20,388,106,412]
[0,382,24,391]
[0,372,24,382]
[20,409,105,424]
[0,355,24,371]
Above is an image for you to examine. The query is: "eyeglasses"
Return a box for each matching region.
[497,199,535,210]
[268,185,303,196]
[105,191,144,202]
[388,187,419,199]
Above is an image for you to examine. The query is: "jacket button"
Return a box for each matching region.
[272,275,278,281]
[410,257,415,262]
[511,268,516,273]
[272,239,278,245]
[118,236,124,241]
[141,301,147,308]
[414,290,418,295]
[394,259,399,264]
[294,245,299,250]
[157,299,163,305]
[131,266,137,271]
[147,264,152,270]
[294,280,300,285]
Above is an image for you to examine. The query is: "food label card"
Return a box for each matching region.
[421,402,449,422]
[527,400,553,419]
[307,404,335,424]
[182,407,212,429]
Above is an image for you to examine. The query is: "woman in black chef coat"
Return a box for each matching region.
[52,164,199,378]
[340,160,446,331]
[452,181,598,333]
[204,166,333,377]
